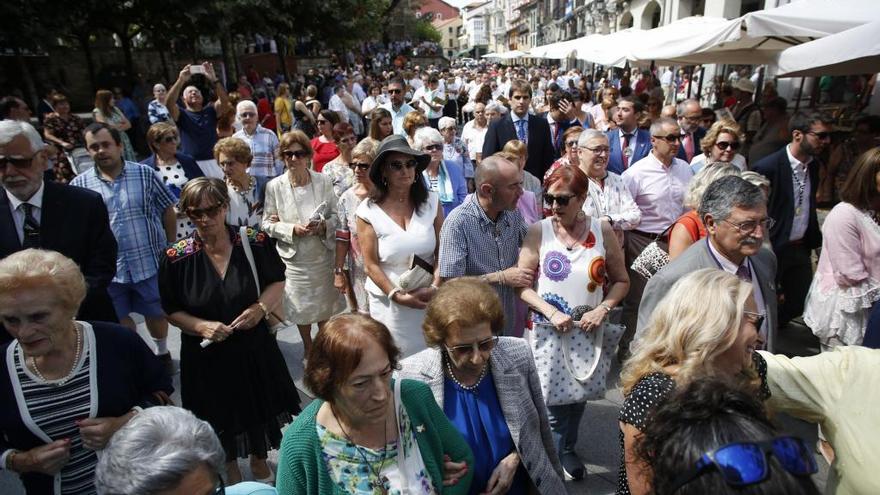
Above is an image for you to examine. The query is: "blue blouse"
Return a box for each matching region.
[443,372,527,495]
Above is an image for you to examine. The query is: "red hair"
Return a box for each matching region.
[544,164,589,196]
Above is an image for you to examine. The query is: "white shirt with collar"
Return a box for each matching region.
[785,145,811,241]
[510,111,529,142]
[6,181,44,244]
[707,237,768,347]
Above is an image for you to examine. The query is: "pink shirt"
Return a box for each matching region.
[815,202,880,291]
[621,153,693,234]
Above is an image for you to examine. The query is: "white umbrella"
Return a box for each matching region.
[481,53,499,59]
[627,16,744,65]
[527,39,580,59]
[572,28,644,67]
[497,50,527,60]
[745,0,877,38]
[775,20,880,77]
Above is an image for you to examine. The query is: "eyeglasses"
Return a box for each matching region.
[653,134,681,143]
[669,436,816,492]
[425,144,443,151]
[0,154,36,169]
[806,130,832,141]
[580,145,610,155]
[722,217,775,235]
[387,159,419,171]
[565,140,580,148]
[281,149,309,160]
[714,141,741,151]
[238,112,256,118]
[444,336,499,359]
[543,193,576,207]
[350,162,371,171]
[388,88,403,94]
[158,135,178,144]
[186,203,225,219]
[744,310,766,330]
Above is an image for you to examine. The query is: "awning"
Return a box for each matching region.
[572,29,644,67]
[526,38,580,59]
[775,20,880,77]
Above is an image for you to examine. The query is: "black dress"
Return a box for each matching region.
[159,226,301,459]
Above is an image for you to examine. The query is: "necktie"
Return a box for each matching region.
[21,203,40,248]
[552,122,560,153]
[515,119,527,144]
[736,263,751,282]
[622,133,633,169]
[683,132,695,162]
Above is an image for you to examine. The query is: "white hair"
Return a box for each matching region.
[0,120,45,152]
[236,100,258,116]
[438,117,456,130]
[413,126,443,151]
[578,128,608,147]
[95,406,224,495]
[152,83,166,92]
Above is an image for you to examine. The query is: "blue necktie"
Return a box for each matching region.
[515,119,528,144]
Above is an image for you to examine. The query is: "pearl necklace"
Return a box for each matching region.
[31,323,82,386]
[444,355,488,392]
[227,175,256,196]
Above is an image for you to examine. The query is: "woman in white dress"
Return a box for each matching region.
[357,135,444,357]
[264,130,344,356]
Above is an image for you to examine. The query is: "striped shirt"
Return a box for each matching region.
[232,125,283,178]
[438,194,528,336]
[71,161,176,283]
[16,336,96,494]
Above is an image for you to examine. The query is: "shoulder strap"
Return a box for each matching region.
[239,226,261,297]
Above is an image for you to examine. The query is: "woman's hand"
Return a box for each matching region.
[482,452,520,495]
[409,286,436,304]
[578,307,608,332]
[549,310,573,333]
[333,272,349,294]
[77,414,132,451]
[14,439,71,474]
[195,320,233,342]
[230,304,264,330]
[292,224,311,236]
[442,454,468,486]
[307,220,326,237]
[392,291,427,310]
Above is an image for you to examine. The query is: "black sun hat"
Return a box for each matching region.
[369,134,431,185]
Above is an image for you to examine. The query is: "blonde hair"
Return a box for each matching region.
[620,269,755,395]
[422,279,504,347]
[146,122,178,154]
[212,137,253,164]
[403,111,428,138]
[740,171,770,190]
[278,130,313,159]
[0,249,86,318]
[502,139,528,159]
[684,162,741,209]
[352,138,378,163]
[700,119,746,156]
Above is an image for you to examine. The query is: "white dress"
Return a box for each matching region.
[356,192,439,358]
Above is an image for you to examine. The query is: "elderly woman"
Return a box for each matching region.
[369,107,394,144]
[93,89,136,162]
[545,126,584,181]
[0,249,172,494]
[577,129,641,247]
[264,130,344,356]
[398,279,566,494]
[667,162,742,260]
[690,119,748,173]
[147,83,171,124]
[438,116,473,187]
[277,314,474,494]
[335,139,377,314]
[618,269,770,495]
[322,122,357,197]
[517,165,630,480]
[213,137,269,228]
[357,135,444,358]
[501,139,542,198]
[141,122,205,240]
[414,126,468,216]
[159,178,301,485]
[42,93,86,153]
[403,111,429,147]
[310,110,341,172]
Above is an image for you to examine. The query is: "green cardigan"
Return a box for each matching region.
[276,379,475,494]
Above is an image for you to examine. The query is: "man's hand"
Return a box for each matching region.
[203,62,217,83]
[177,65,192,83]
[501,267,534,288]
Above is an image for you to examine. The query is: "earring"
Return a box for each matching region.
[577,210,586,220]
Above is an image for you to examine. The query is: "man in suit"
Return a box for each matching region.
[676,99,707,163]
[606,96,651,174]
[0,120,118,341]
[483,79,555,180]
[544,90,580,156]
[753,111,831,327]
[637,176,778,351]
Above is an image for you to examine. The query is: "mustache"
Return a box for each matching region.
[741,236,761,246]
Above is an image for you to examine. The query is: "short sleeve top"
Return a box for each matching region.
[176,102,218,161]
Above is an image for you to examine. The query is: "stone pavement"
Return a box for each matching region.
[0,318,829,494]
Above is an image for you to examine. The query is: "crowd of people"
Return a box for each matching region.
[0,56,878,495]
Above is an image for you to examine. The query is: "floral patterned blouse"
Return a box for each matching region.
[44,113,86,148]
[322,156,355,197]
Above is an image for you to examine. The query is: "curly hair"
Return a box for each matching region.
[700,119,746,156]
[422,279,504,347]
[212,136,252,164]
[0,249,87,319]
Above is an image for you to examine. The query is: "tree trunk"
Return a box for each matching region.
[119,32,136,84]
[158,47,170,83]
[219,33,235,85]
[77,33,98,93]
[12,46,39,113]
[275,36,289,81]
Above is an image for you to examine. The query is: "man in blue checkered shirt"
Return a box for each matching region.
[72,122,178,372]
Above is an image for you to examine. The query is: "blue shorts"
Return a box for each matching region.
[107,275,165,319]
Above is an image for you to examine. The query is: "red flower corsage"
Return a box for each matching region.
[581,231,596,249]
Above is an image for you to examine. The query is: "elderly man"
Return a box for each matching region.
[753,111,831,328]
[147,83,171,124]
[461,102,489,168]
[164,63,231,179]
[620,117,694,358]
[676,99,707,163]
[71,122,178,371]
[380,78,415,136]
[438,154,532,337]
[0,120,118,340]
[606,96,652,175]
[637,176,777,350]
[231,100,281,178]
[0,96,31,122]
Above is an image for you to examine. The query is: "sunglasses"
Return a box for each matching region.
[350,162,371,171]
[0,154,36,169]
[543,193,576,207]
[281,150,309,160]
[744,310,766,330]
[186,203,225,219]
[670,436,817,492]
[715,141,741,151]
[444,336,499,359]
[565,140,580,148]
[654,134,681,143]
[388,88,403,94]
[806,130,832,140]
[387,159,419,171]
[158,135,178,144]
[238,112,256,118]
[425,144,443,151]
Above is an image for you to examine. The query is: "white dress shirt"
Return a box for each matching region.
[786,145,811,241]
[622,153,694,234]
[5,181,44,244]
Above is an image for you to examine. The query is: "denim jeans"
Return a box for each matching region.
[547,402,586,456]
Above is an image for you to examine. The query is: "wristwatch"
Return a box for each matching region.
[334,267,347,275]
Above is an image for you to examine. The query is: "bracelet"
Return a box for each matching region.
[257,301,270,318]
[498,270,506,286]
[334,267,347,275]
[5,450,18,471]
[598,302,613,313]
[549,309,559,320]
[430,283,439,291]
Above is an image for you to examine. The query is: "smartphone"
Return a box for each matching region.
[190,65,205,75]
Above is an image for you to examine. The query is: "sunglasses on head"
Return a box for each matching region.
[715,141,741,151]
[0,154,36,169]
[670,436,817,492]
[654,134,681,143]
[543,193,576,207]
[281,150,309,160]
[387,159,418,172]
[444,336,499,359]
[350,162,371,171]
[186,203,224,219]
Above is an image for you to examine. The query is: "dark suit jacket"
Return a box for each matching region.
[140,152,204,183]
[0,182,118,324]
[606,128,652,175]
[637,238,778,352]
[675,127,707,162]
[752,146,821,252]
[483,113,555,179]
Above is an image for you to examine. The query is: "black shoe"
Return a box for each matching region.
[561,453,585,481]
[158,352,178,376]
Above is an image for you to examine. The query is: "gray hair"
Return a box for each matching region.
[412,126,443,151]
[677,98,700,115]
[236,99,258,116]
[650,117,679,136]
[698,175,765,222]
[740,170,770,190]
[438,116,457,130]
[485,101,506,115]
[94,406,224,495]
[152,84,166,92]
[577,128,608,147]
[684,162,741,209]
[352,138,378,162]
[0,120,45,153]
